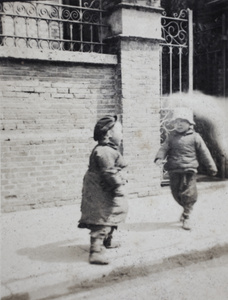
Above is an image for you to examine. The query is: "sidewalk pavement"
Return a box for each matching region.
[1,179,228,300]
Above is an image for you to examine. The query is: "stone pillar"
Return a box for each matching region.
[105,0,163,197]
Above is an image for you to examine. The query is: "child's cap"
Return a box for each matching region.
[93,115,117,141]
[171,107,195,125]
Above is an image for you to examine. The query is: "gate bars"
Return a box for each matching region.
[160,9,193,96]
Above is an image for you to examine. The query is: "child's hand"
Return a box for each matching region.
[114,186,125,197]
[155,159,163,166]
[120,169,128,184]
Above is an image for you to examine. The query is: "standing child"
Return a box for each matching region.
[78,115,128,264]
[155,107,217,230]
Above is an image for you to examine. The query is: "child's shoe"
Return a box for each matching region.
[89,237,109,265]
[103,236,120,249]
[182,218,191,230]
[89,252,109,265]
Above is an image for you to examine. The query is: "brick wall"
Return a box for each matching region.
[0,58,119,212]
[0,1,164,212]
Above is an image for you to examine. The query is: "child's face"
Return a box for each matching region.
[174,119,191,133]
[110,122,123,146]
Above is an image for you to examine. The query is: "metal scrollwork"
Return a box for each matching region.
[37,5,59,19]
[71,10,80,21]
[82,10,99,23]
[91,12,100,23]
[161,9,188,47]
[2,2,13,13]
[62,8,80,21]
[17,2,36,17]
[28,38,38,49]
[62,8,71,20]
[84,0,100,9]
[0,1,106,53]
[159,109,175,184]
[173,9,188,20]
[82,10,92,22]
[160,9,189,95]
[160,109,174,144]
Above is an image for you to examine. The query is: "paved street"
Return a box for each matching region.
[1,179,228,300]
[63,254,228,300]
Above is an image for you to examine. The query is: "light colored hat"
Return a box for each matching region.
[171,107,195,125]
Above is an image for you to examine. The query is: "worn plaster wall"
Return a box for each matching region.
[120,38,161,198]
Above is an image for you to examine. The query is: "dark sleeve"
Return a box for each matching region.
[195,133,218,174]
[154,137,170,162]
[95,148,124,190]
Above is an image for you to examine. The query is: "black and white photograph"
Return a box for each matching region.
[1,0,228,299]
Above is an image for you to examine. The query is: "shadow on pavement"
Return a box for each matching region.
[121,222,180,232]
[17,240,89,263]
[2,293,30,300]
[50,244,228,299]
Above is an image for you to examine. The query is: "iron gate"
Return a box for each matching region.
[159,9,192,184]
[160,8,192,97]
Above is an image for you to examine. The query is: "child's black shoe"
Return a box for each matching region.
[182,218,191,230]
[104,236,120,248]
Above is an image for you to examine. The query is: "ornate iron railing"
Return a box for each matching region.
[0,1,107,53]
[160,9,189,95]
[161,9,188,48]
[160,108,175,144]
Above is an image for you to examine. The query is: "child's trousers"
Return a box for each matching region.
[89,225,117,250]
[169,172,198,217]
[89,225,115,240]
[88,225,116,265]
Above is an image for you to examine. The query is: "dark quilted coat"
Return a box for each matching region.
[79,141,128,226]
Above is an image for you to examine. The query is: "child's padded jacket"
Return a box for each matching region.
[79,141,128,226]
[155,129,217,174]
